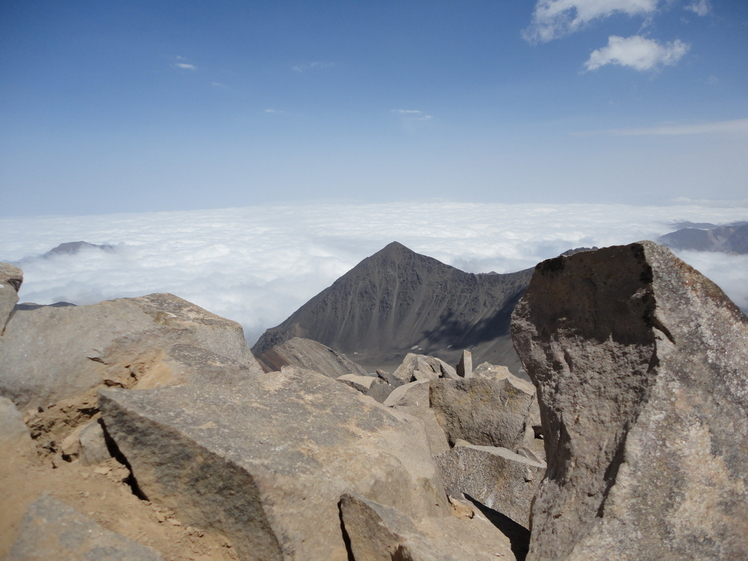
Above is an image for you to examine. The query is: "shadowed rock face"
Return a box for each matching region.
[253,242,533,373]
[512,241,748,561]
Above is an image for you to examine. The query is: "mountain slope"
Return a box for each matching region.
[252,242,533,374]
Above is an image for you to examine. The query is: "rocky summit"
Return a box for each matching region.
[1,239,747,561]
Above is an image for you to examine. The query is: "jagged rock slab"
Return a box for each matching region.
[99,368,450,561]
[255,336,369,377]
[8,493,163,561]
[512,241,748,561]
[436,444,545,529]
[0,263,23,335]
[430,376,537,450]
[339,493,516,561]
[252,242,532,372]
[0,293,262,410]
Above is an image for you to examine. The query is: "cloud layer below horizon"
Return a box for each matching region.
[2,202,746,345]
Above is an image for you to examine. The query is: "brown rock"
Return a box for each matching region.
[511,241,748,561]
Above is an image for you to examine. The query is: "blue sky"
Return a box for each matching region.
[1,0,747,216]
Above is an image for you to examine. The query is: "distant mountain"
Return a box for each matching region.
[658,222,748,254]
[252,242,533,375]
[44,241,115,256]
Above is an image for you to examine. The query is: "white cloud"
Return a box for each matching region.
[292,61,334,72]
[391,109,433,121]
[600,118,748,136]
[585,35,689,71]
[264,109,284,114]
[685,0,710,16]
[2,203,747,344]
[523,0,661,43]
[175,63,197,70]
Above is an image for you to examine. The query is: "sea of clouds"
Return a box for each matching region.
[2,202,747,345]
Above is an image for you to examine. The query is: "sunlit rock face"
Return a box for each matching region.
[512,241,748,561]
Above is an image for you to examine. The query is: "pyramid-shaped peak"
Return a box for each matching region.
[375,241,415,256]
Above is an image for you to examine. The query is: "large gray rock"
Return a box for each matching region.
[0,293,262,410]
[436,444,545,529]
[99,368,449,561]
[512,241,748,561]
[8,493,164,561]
[430,376,537,450]
[339,493,516,561]
[0,263,23,335]
[255,336,369,377]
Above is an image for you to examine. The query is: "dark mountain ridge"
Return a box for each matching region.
[252,241,533,373]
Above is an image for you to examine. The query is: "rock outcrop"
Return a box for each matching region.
[252,242,533,373]
[99,367,450,560]
[255,336,369,377]
[0,292,262,411]
[512,241,748,561]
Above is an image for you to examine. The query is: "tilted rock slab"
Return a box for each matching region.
[256,336,369,377]
[430,376,537,450]
[99,368,449,561]
[435,444,545,529]
[339,493,515,561]
[511,241,748,561]
[9,493,164,561]
[0,293,262,410]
